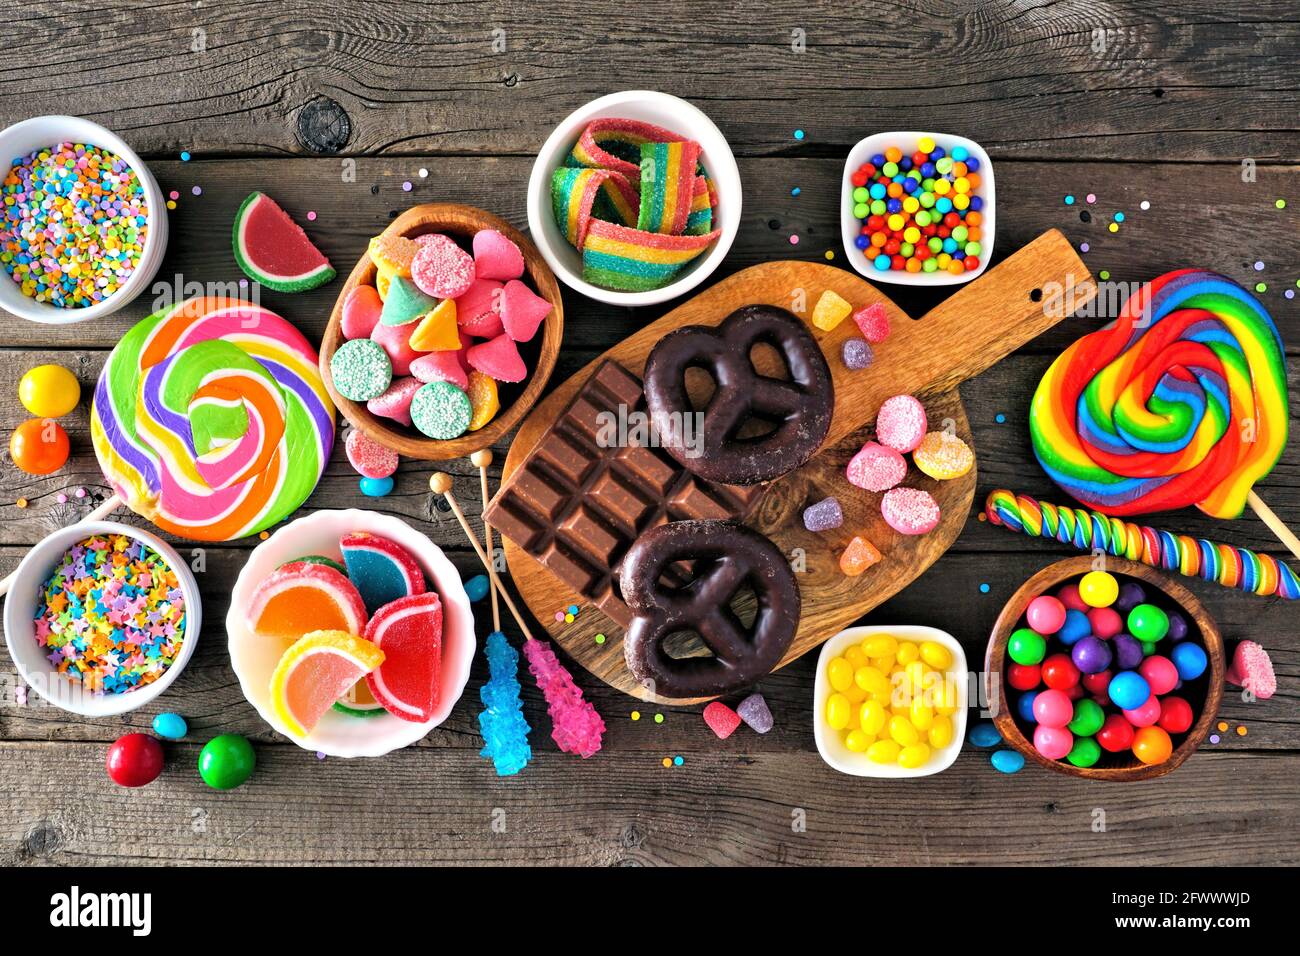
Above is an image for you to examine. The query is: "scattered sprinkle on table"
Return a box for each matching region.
[793,129,805,140]
[33,533,186,695]
[191,186,202,196]
[1276,199,1287,209]
[402,181,413,192]
[1236,725,1248,736]
[673,755,684,766]
[419,168,429,179]
[1254,261,1265,271]
[180,151,191,162]
[1064,194,1074,205]
[1086,193,1096,203]
[1099,270,1111,280]
[1256,282,1267,293]
[654,713,664,724]
[790,186,800,196]
[631,710,640,721]
[16,498,28,509]
[1140,200,1150,210]
[594,632,606,645]
[661,757,672,767]
[980,583,991,593]
[1114,212,1125,223]
[1209,734,1220,744]
[789,234,799,245]
[995,413,1006,423]
[306,210,316,221]
[1079,242,1089,253]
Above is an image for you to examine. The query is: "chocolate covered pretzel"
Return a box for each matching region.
[622,519,800,698]
[643,304,833,485]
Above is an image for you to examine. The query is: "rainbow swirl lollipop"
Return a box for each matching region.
[1031,269,1288,519]
[91,297,334,541]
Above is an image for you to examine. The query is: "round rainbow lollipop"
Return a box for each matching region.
[91,297,335,541]
[1031,269,1295,555]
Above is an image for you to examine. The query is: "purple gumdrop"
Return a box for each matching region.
[842,338,873,370]
[1114,581,1146,613]
[1071,635,1113,675]
[802,496,844,532]
[1166,612,1189,642]
[1112,633,1144,670]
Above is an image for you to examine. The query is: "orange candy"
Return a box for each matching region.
[839,535,882,576]
[9,418,70,475]
[1132,725,1173,765]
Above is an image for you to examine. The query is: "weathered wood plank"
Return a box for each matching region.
[3,1,1297,162]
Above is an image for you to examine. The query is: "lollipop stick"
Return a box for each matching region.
[430,474,534,641]
[470,450,502,633]
[1247,490,1300,561]
[0,493,122,598]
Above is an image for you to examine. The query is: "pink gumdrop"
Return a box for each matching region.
[1032,688,1074,728]
[1026,595,1066,635]
[1057,583,1089,613]
[456,278,504,337]
[410,351,469,389]
[371,320,421,376]
[499,279,552,343]
[366,376,423,428]
[1088,606,1123,639]
[1139,655,1180,696]
[467,333,527,383]
[345,428,398,479]
[1123,695,1162,728]
[846,440,907,492]
[852,302,890,343]
[1033,724,1074,760]
[472,229,525,281]
[411,234,475,298]
[341,284,383,340]
[875,394,927,453]
[881,487,940,536]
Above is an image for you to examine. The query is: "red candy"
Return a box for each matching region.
[1087,606,1123,639]
[1007,663,1041,691]
[1057,583,1088,613]
[703,701,742,739]
[1081,670,1112,695]
[1097,713,1135,752]
[1139,655,1179,696]
[1157,696,1194,734]
[106,733,164,788]
[1040,653,1080,691]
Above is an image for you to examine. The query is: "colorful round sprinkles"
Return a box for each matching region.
[33,533,186,695]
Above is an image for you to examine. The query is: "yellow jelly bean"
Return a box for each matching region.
[889,715,920,747]
[845,730,874,753]
[844,646,868,668]
[843,683,868,705]
[898,743,931,769]
[827,656,853,692]
[910,699,935,732]
[854,666,891,697]
[896,641,920,665]
[929,715,954,749]
[904,661,926,695]
[826,693,851,730]
[844,705,860,731]
[862,635,898,657]
[920,641,953,670]
[859,700,887,735]
[867,740,901,764]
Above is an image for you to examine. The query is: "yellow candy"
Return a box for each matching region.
[898,743,931,769]
[843,646,868,668]
[854,665,891,697]
[929,715,954,749]
[889,715,920,747]
[826,692,851,729]
[843,683,868,705]
[871,655,895,673]
[895,641,919,665]
[859,700,887,735]
[913,431,974,481]
[466,371,501,432]
[827,656,854,692]
[862,635,898,657]
[920,640,953,670]
[368,233,418,276]
[408,299,460,351]
[844,730,874,753]
[867,739,901,764]
[18,365,80,418]
[910,699,935,732]
[376,260,396,299]
[810,289,852,331]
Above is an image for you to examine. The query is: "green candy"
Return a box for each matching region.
[380,275,437,326]
[330,338,391,402]
[1068,698,1105,736]
[1067,736,1102,768]
[1007,627,1047,666]
[198,734,256,790]
[1127,603,1169,641]
[410,381,472,439]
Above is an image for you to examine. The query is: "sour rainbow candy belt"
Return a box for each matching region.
[91,297,334,540]
[1030,269,1287,519]
[986,489,1299,600]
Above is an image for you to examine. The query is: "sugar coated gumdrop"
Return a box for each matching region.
[852,302,890,342]
[839,535,882,576]
[875,395,927,452]
[810,289,852,331]
[736,693,773,733]
[703,701,742,739]
[881,487,940,535]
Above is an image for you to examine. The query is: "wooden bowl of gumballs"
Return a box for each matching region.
[319,203,564,460]
[985,556,1224,781]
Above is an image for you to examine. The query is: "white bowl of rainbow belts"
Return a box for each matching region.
[527,89,741,307]
[840,131,995,286]
[0,115,168,324]
[814,625,968,777]
[2,521,200,717]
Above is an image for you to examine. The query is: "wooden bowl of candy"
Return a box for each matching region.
[320,203,564,460]
[985,556,1224,781]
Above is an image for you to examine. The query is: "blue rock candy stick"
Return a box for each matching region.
[478,631,532,776]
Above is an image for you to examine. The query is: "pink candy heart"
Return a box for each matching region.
[342,284,383,340]
[410,351,469,390]
[500,279,552,343]
[472,229,525,281]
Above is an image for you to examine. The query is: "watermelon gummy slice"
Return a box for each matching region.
[478,631,532,776]
[232,192,335,293]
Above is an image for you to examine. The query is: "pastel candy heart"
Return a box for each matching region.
[455,278,504,338]
[472,229,525,281]
[342,284,383,340]
[408,299,460,351]
[381,275,437,326]
[467,333,526,383]
[410,350,469,390]
[367,376,423,428]
[411,234,475,299]
[371,319,421,376]
[500,279,552,343]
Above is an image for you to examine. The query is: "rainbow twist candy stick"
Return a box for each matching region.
[1031,269,1287,518]
[986,489,1300,600]
[91,297,335,541]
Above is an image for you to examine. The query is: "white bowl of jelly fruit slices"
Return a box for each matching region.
[227,509,475,757]
[813,624,968,778]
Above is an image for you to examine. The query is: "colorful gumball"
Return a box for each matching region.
[1056,609,1091,645]
[1067,736,1102,768]
[106,733,164,788]
[1114,581,1147,613]
[1097,714,1135,752]
[1138,655,1179,696]
[1108,670,1150,711]
[1067,698,1105,737]
[1033,724,1073,760]
[1071,635,1112,675]
[1007,663,1042,691]
[1081,669,1112,696]
[1017,691,1038,723]
[1158,696,1194,734]
[1056,583,1089,613]
[1132,725,1173,765]
[1171,642,1208,681]
[1064,682,1085,701]
[9,418,70,475]
[1077,570,1118,608]
[1112,634,1144,670]
[1087,606,1123,639]
[1127,603,1169,641]
[1031,688,1074,728]
[1166,612,1189,642]
[1026,595,1066,635]
[19,364,81,418]
[1122,695,1162,728]
[1040,653,1080,691]
[1007,628,1047,666]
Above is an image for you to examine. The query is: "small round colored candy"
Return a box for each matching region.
[1166,612,1189,642]
[1007,627,1047,666]
[1032,688,1074,728]
[360,475,395,497]
[1007,662,1041,691]
[1081,669,1112,697]
[969,722,1001,747]
[1017,691,1039,723]
[1139,655,1179,695]
[410,234,475,299]
[106,733,164,788]
[345,428,399,479]
[1067,698,1105,736]
[1040,653,1079,691]
[875,395,927,452]
[1056,609,1091,645]
[464,574,490,602]
[1026,595,1066,635]
[9,418,70,475]
[912,430,974,480]
[331,338,392,401]
[410,381,473,439]
[1127,603,1169,641]
[1071,635,1112,675]
[1158,696,1194,734]
[1108,670,1150,711]
[19,365,80,418]
[1056,583,1089,612]
[1170,642,1208,680]
[1066,735,1102,768]
[991,749,1025,774]
[151,712,188,740]
[1087,606,1123,639]
[881,487,940,535]
[1132,725,1173,765]
[1097,713,1135,752]
[1077,570,1118,607]
[1114,581,1146,613]
[1033,724,1073,760]
[1112,634,1144,670]
[1122,695,1162,728]
[846,440,906,491]
[198,734,256,790]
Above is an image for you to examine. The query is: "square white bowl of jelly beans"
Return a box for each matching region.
[814,624,968,778]
[840,131,995,286]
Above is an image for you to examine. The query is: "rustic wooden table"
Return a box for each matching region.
[1,1,1296,866]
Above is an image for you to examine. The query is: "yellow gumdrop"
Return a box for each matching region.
[811,289,852,331]
[920,641,954,670]
[844,730,874,753]
[889,715,920,747]
[862,635,898,657]
[854,665,891,697]
[929,715,954,749]
[844,645,868,668]
[896,641,920,665]
[843,683,868,705]
[898,743,932,769]
[910,699,935,732]
[827,656,854,692]
[859,699,887,735]
[826,693,851,729]
[867,739,902,764]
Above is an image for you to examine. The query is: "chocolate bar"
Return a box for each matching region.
[485,359,762,626]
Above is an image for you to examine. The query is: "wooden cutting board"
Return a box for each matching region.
[498,229,1095,702]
